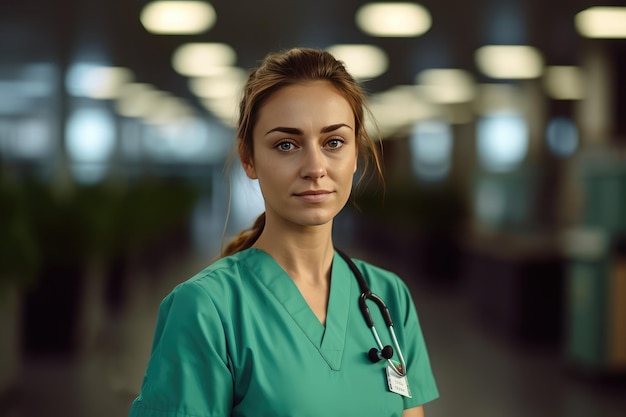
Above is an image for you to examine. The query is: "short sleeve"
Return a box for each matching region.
[395,280,439,409]
[128,281,233,417]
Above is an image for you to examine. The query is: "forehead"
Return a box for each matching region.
[255,81,355,127]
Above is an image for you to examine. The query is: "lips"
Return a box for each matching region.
[294,190,332,202]
[295,190,331,196]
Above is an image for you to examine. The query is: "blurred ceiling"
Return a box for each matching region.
[0,0,623,113]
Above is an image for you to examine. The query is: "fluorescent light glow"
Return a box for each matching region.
[475,83,521,115]
[476,112,528,172]
[417,68,477,103]
[141,120,216,166]
[202,96,239,127]
[66,107,116,164]
[356,2,432,37]
[410,119,453,181]
[115,83,164,118]
[543,66,584,100]
[88,67,133,99]
[67,64,134,99]
[189,67,247,99]
[475,45,544,79]
[143,121,212,161]
[140,1,216,34]
[326,44,388,79]
[575,7,626,38]
[144,96,194,125]
[369,85,440,136]
[172,43,237,77]
[193,67,247,126]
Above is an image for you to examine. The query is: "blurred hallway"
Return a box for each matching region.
[2,243,625,417]
[2,1,626,416]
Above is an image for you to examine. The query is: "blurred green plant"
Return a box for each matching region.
[118,179,199,255]
[0,177,200,296]
[0,179,40,295]
[353,179,469,233]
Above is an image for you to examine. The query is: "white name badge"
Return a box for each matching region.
[385,365,412,398]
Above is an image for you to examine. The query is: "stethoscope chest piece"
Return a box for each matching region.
[368,345,393,363]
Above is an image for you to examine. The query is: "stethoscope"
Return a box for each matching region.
[336,249,407,378]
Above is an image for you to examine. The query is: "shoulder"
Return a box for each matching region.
[347,256,412,300]
[349,257,403,284]
[161,249,258,310]
[342,254,421,331]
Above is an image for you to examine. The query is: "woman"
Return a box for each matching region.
[128,48,438,417]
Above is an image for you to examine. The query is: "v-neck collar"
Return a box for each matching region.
[240,248,352,370]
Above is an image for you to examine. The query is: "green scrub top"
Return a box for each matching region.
[129,248,438,417]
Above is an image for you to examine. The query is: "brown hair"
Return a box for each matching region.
[221,47,383,257]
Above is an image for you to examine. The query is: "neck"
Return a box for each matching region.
[253,219,335,286]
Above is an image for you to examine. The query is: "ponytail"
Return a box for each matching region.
[221,212,266,257]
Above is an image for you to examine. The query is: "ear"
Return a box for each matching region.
[242,157,258,179]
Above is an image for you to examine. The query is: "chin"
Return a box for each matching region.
[294,211,336,227]
[299,217,333,227]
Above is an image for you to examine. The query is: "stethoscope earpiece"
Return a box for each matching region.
[368,345,394,363]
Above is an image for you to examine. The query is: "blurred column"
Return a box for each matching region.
[576,42,614,147]
[520,79,548,164]
[52,0,81,197]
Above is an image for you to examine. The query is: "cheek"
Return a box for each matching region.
[255,160,288,191]
[339,160,357,187]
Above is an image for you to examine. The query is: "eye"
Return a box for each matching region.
[325,138,344,150]
[276,141,296,152]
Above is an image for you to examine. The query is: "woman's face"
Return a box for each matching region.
[244,80,358,229]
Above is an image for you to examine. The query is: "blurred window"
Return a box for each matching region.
[229,164,264,233]
[475,178,507,227]
[142,118,230,164]
[0,63,57,164]
[66,105,116,184]
[546,116,578,157]
[409,119,452,181]
[476,112,528,172]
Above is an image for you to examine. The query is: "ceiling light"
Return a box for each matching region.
[67,64,134,99]
[172,43,237,77]
[115,83,164,118]
[140,1,216,34]
[474,83,521,114]
[66,107,116,163]
[416,68,477,103]
[189,67,247,99]
[87,67,133,99]
[543,66,584,100]
[144,96,192,125]
[475,45,544,79]
[202,96,239,127]
[326,44,388,79]
[356,2,431,37]
[575,7,626,38]
[369,85,439,135]
[476,113,529,172]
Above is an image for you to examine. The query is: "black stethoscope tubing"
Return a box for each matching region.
[336,249,407,377]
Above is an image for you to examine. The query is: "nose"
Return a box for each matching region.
[300,146,327,180]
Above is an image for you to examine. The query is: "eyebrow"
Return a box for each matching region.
[265,123,353,136]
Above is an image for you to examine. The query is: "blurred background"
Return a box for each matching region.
[1,0,626,416]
